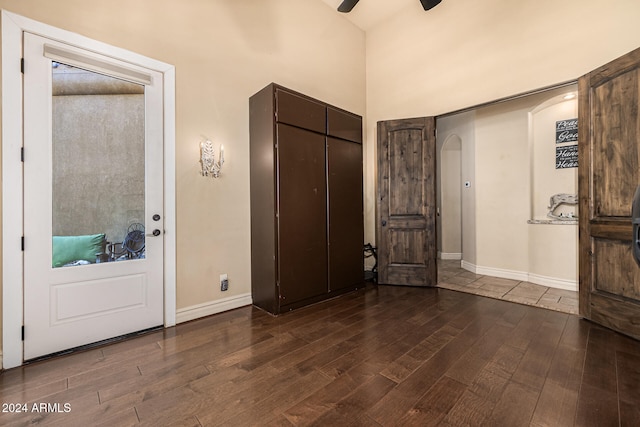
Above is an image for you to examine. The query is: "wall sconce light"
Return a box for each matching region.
[200,137,224,178]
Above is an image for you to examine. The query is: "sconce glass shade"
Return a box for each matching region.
[200,138,224,178]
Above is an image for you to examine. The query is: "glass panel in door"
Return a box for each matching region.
[51,62,146,267]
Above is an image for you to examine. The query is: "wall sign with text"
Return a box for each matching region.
[556,118,578,144]
[556,144,578,169]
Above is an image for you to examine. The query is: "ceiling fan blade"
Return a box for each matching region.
[338,0,360,13]
[419,0,442,11]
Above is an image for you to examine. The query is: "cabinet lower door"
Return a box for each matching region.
[277,124,328,306]
[328,137,364,292]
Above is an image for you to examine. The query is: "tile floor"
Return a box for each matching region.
[437,259,579,315]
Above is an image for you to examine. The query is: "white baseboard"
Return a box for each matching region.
[460,261,577,291]
[473,264,530,282]
[527,273,577,291]
[176,293,253,324]
[461,260,476,272]
[439,252,462,260]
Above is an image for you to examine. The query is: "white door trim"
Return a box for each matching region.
[1,10,176,369]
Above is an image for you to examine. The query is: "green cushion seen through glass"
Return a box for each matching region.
[52,233,105,267]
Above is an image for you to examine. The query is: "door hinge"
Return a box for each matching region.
[21,326,25,341]
[21,58,24,74]
[21,236,24,251]
[21,147,24,162]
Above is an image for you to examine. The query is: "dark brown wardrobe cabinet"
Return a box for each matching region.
[250,83,364,315]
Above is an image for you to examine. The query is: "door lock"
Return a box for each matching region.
[147,229,161,237]
[152,214,161,221]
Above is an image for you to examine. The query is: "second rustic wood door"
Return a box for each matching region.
[376,117,437,286]
[579,46,640,341]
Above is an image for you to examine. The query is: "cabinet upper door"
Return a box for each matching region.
[275,87,326,134]
[327,107,362,143]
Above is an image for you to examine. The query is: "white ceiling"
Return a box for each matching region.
[318,0,420,31]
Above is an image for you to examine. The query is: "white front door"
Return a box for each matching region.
[23,32,165,360]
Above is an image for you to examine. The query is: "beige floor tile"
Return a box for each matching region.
[538,294,562,305]
[456,270,485,280]
[506,283,547,299]
[436,260,578,315]
[478,282,516,294]
[559,296,578,305]
[437,282,466,292]
[502,294,541,305]
[446,275,482,286]
[545,288,578,297]
[475,276,520,287]
[473,288,509,299]
[515,281,546,291]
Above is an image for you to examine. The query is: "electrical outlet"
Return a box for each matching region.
[220,273,228,291]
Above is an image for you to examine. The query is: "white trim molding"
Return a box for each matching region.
[2,10,25,370]
[527,273,577,292]
[176,294,253,324]
[461,260,475,273]
[2,10,176,369]
[461,261,577,291]
[471,264,529,282]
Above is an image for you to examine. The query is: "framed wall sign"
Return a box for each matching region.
[556,118,578,144]
[556,144,578,169]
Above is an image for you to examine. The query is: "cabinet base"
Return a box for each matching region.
[252,284,365,316]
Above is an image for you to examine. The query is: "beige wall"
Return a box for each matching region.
[531,93,579,220]
[436,112,477,266]
[0,0,366,355]
[529,90,579,287]
[474,99,531,273]
[437,135,462,258]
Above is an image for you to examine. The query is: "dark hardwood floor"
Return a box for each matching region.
[1,284,639,426]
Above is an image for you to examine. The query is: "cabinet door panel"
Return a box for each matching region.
[277,124,328,305]
[327,107,362,143]
[276,88,326,134]
[328,137,364,291]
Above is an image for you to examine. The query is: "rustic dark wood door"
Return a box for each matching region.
[376,117,437,286]
[579,46,640,340]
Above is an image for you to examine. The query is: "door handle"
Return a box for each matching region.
[381,220,387,227]
[147,229,162,237]
[632,185,640,266]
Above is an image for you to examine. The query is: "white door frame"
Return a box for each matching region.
[1,10,177,369]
